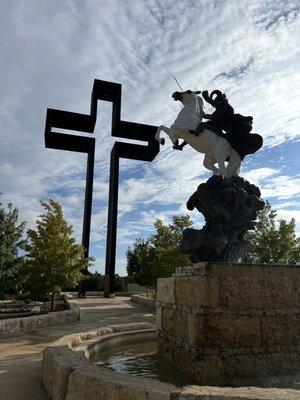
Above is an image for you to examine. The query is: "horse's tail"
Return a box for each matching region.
[227,148,241,177]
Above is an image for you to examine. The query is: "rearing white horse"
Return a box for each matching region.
[155,90,241,178]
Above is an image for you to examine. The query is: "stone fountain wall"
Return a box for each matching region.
[156,262,300,386]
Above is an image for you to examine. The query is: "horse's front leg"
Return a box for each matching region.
[155,126,162,143]
[216,158,226,177]
[155,125,171,145]
[203,155,219,175]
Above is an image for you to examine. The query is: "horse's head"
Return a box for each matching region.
[172,90,201,105]
[172,90,203,116]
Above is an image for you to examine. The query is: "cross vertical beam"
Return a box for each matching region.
[104,126,159,296]
[78,150,95,296]
[82,150,95,255]
[104,145,119,296]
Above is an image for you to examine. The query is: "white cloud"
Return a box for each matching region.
[276,209,300,221]
[243,168,280,186]
[262,175,300,199]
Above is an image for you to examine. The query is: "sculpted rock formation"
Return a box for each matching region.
[179,175,265,263]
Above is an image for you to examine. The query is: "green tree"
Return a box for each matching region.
[22,199,92,310]
[246,201,300,264]
[126,215,192,288]
[114,274,129,292]
[149,215,193,282]
[126,238,156,287]
[85,272,104,292]
[0,198,26,298]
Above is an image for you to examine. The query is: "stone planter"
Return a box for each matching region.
[130,294,156,309]
[0,301,79,334]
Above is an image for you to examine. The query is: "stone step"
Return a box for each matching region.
[0,311,44,320]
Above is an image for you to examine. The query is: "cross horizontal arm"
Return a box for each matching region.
[113,141,157,162]
[45,80,158,155]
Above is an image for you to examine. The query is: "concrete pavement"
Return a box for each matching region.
[0,297,155,400]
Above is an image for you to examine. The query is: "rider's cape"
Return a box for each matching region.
[201,90,263,160]
[223,115,263,160]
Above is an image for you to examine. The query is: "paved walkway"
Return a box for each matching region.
[0,297,155,400]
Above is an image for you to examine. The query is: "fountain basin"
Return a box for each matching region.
[43,323,177,400]
[80,329,194,387]
[42,322,299,400]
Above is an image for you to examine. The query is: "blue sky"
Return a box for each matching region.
[0,0,299,275]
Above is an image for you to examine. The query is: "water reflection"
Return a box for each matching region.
[96,339,194,387]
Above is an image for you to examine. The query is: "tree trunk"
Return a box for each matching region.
[50,292,55,312]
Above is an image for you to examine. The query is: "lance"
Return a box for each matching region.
[172,75,184,92]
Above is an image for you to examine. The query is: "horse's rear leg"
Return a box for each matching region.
[203,155,219,175]
[214,155,227,177]
[226,149,241,177]
[155,125,172,145]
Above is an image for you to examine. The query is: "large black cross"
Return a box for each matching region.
[45,80,159,297]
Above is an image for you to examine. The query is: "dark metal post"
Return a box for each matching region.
[78,147,95,297]
[82,149,95,254]
[104,145,119,297]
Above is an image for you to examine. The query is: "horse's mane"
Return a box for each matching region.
[195,95,204,117]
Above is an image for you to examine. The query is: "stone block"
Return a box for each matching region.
[131,294,156,309]
[20,314,49,331]
[110,322,153,333]
[205,315,261,349]
[216,264,300,310]
[201,354,226,385]
[158,338,199,383]
[177,385,300,399]
[190,312,262,351]
[174,276,219,308]
[162,308,188,340]
[156,306,162,332]
[261,314,299,347]
[157,277,176,304]
[0,317,21,333]
[158,339,226,386]
[206,263,267,279]
[271,350,300,375]
[220,276,266,309]
[66,366,175,400]
[187,313,204,349]
[264,275,299,308]
[42,346,88,400]
[224,350,300,382]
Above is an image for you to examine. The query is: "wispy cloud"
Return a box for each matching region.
[213,57,254,81]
